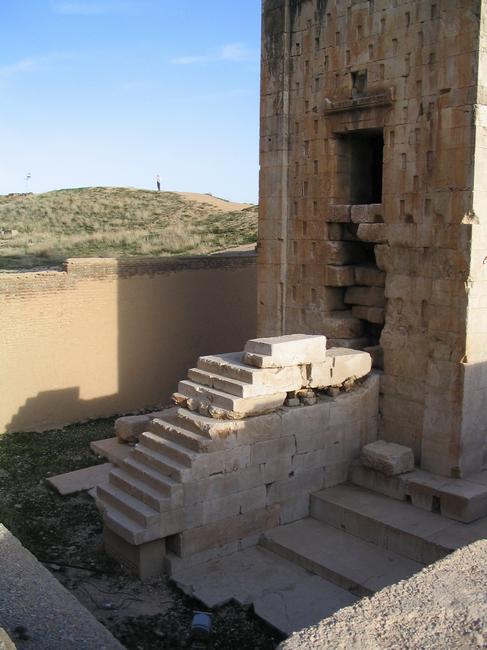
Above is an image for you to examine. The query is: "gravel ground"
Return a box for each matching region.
[0,419,282,650]
[280,540,487,650]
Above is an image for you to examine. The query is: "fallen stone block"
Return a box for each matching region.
[47,463,113,496]
[115,414,151,443]
[244,334,327,367]
[361,440,414,476]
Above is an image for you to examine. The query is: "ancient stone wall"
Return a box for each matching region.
[259,0,486,476]
[0,254,256,433]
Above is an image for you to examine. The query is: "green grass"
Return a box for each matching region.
[0,187,258,270]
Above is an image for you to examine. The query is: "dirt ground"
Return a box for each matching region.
[0,419,283,650]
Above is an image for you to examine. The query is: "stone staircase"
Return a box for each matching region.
[169,463,487,635]
[96,336,374,556]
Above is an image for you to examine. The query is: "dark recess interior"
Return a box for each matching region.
[339,129,384,205]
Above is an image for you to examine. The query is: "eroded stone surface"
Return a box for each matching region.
[361,441,414,476]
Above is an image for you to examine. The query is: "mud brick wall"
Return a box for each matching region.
[259,0,487,477]
[0,254,256,433]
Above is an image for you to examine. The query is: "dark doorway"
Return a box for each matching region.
[337,129,384,205]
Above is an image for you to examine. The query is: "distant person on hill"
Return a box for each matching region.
[156,175,161,192]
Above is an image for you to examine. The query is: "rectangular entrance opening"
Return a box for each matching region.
[336,129,384,205]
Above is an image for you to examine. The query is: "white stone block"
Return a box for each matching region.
[327,348,372,386]
[244,334,327,367]
[361,440,415,476]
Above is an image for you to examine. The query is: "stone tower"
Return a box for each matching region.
[258,0,487,477]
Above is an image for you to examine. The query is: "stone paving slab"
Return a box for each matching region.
[0,525,122,650]
[47,463,113,495]
[90,438,132,465]
[170,545,356,634]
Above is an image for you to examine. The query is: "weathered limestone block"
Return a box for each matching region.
[356,223,388,243]
[115,415,151,443]
[188,367,304,398]
[174,505,280,557]
[323,241,365,265]
[351,305,385,325]
[354,266,386,287]
[322,313,365,338]
[361,440,415,476]
[326,348,372,387]
[345,286,385,307]
[197,351,304,388]
[326,204,351,223]
[351,204,383,224]
[244,334,327,368]
[177,380,287,418]
[324,265,355,286]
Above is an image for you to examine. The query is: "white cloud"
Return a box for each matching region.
[171,43,255,66]
[52,1,136,15]
[0,58,36,78]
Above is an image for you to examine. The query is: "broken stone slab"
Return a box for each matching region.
[47,463,113,496]
[310,348,372,388]
[91,438,132,466]
[177,379,287,418]
[197,352,305,388]
[244,334,327,368]
[361,440,414,476]
[115,414,151,443]
[188,365,305,398]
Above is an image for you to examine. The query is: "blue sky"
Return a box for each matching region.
[0,1,262,202]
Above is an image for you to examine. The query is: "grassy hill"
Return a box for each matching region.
[0,187,258,270]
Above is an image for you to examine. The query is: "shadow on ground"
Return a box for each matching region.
[0,420,283,650]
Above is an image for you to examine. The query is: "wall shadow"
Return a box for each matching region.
[4,254,257,434]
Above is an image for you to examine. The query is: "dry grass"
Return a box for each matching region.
[0,187,258,270]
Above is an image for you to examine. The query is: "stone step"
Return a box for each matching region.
[349,460,409,501]
[188,366,303,398]
[261,518,423,597]
[349,462,487,523]
[244,334,327,368]
[178,379,286,418]
[310,483,456,564]
[100,506,148,546]
[97,483,160,528]
[138,431,195,467]
[197,352,304,389]
[109,468,174,513]
[151,415,214,452]
[122,456,183,497]
[133,442,190,482]
[176,407,240,438]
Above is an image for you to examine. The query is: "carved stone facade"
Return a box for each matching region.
[258,0,487,477]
